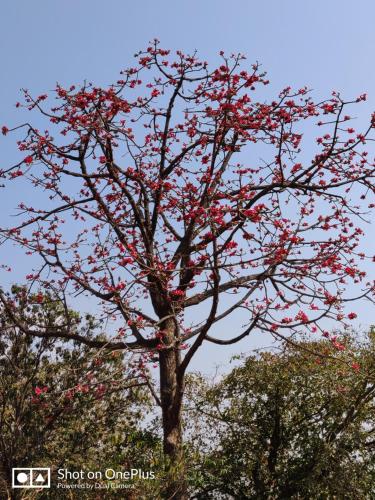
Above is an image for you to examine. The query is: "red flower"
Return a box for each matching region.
[347,312,357,320]
[34,386,48,396]
[170,289,185,299]
[344,266,356,277]
[295,310,309,323]
[24,156,33,165]
[291,163,302,173]
[1,126,9,135]
[10,170,23,178]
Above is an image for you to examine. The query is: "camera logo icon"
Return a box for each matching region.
[12,468,51,488]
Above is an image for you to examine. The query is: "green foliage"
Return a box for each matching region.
[185,333,375,499]
[0,288,161,499]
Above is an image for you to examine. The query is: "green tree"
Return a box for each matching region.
[186,332,375,499]
[0,287,159,499]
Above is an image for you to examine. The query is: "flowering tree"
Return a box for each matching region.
[1,41,374,498]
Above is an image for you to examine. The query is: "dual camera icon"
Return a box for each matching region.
[12,468,51,488]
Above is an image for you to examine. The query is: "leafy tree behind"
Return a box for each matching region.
[0,288,159,499]
[186,332,375,499]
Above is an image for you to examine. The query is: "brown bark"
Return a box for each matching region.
[159,319,187,499]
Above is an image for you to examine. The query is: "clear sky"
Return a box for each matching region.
[1,0,374,372]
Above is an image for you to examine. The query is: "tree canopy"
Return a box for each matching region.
[0,288,156,499]
[186,331,375,498]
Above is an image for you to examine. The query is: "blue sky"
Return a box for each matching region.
[1,0,374,372]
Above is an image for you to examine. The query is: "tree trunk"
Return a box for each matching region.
[159,319,187,499]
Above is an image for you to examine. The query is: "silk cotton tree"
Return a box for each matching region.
[1,41,374,498]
